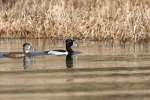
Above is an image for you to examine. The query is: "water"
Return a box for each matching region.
[0,39,150,100]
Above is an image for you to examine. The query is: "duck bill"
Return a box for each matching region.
[72,42,78,47]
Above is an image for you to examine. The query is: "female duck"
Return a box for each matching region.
[4,43,32,58]
[47,39,76,56]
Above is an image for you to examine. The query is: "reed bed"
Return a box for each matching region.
[0,0,150,42]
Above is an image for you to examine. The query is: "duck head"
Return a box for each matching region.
[23,43,32,54]
[65,39,76,54]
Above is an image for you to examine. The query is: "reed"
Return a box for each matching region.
[0,0,150,42]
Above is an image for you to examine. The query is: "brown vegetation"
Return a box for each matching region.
[0,0,150,42]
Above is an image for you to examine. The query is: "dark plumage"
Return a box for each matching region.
[47,39,76,56]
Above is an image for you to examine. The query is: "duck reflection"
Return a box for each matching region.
[23,55,33,70]
[66,55,73,68]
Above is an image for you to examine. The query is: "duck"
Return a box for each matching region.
[47,39,77,56]
[3,43,33,58]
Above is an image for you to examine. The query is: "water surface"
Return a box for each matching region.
[0,39,150,100]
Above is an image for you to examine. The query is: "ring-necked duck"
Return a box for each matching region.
[4,43,32,58]
[47,39,77,56]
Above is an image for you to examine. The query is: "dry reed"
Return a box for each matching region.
[0,0,150,42]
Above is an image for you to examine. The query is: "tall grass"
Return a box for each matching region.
[0,0,150,42]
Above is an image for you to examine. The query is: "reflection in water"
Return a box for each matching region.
[1,39,150,71]
[23,54,75,69]
[66,55,73,68]
[23,56,33,70]
[1,39,150,100]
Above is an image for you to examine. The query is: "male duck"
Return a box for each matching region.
[4,43,32,58]
[47,39,76,56]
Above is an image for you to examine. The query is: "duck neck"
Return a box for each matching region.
[66,46,73,54]
[23,49,30,55]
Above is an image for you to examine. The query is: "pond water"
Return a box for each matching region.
[0,39,150,100]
